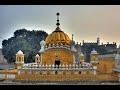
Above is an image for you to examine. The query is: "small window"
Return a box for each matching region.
[17,57,19,61]
[37,58,38,61]
[18,57,21,62]
[35,71,39,75]
[79,71,81,74]
[55,71,57,75]
[81,71,86,74]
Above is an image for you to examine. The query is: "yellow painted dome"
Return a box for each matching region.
[45,27,70,46]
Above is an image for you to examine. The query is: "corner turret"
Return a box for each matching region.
[80,52,85,63]
[15,50,24,69]
[35,54,40,64]
[90,48,99,74]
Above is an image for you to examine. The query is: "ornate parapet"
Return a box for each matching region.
[44,44,71,52]
[22,63,93,70]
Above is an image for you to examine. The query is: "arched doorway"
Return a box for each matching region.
[54,60,60,68]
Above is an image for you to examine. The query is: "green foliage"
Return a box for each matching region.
[2,28,48,63]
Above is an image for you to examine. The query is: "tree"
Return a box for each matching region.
[2,28,48,63]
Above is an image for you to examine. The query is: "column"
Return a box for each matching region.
[40,54,42,64]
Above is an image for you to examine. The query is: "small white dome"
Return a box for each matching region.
[40,40,46,46]
[17,50,23,54]
[91,48,98,54]
[35,54,39,57]
[80,52,84,56]
[80,53,84,56]
[71,48,77,52]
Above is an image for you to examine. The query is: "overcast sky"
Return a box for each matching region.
[0,5,120,48]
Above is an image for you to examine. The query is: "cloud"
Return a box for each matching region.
[0,5,120,48]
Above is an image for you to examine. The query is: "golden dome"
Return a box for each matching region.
[45,13,70,46]
[45,27,70,45]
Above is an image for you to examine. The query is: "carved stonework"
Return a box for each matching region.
[74,71,78,75]
[50,71,55,75]
[81,71,86,74]
[28,71,32,74]
[35,71,39,75]
[66,71,71,75]
[43,71,47,75]
[58,71,62,75]
[21,71,25,74]
[89,71,94,74]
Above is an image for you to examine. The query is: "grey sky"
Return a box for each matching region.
[0,5,120,48]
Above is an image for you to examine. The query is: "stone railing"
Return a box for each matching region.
[22,64,93,70]
[44,44,71,51]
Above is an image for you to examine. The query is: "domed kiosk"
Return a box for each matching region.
[39,13,76,66]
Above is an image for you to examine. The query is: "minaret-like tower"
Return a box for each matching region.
[80,52,85,63]
[39,40,46,53]
[15,50,24,69]
[70,34,77,64]
[35,54,40,64]
[70,34,76,52]
[39,40,46,65]
[90,48,99,62]
[97,37,100,45]
[72,34,74,41]
[90,48,99,74]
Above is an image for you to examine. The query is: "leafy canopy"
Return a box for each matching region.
[2,28,48,63]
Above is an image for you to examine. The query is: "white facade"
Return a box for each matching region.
[7,74,15,79]
[0,74,5,79]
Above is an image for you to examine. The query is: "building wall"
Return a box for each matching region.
[0,56,118,81]
[0,65,118,81]
[41,48,74,65]
[97,59,115,73]
[16,69,118,81]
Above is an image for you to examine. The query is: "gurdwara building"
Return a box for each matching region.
[0,13,120,82]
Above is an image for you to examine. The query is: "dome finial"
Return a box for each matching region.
[56,12,60,27]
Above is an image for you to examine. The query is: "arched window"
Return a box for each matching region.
[55,71,57,75]
[79,71,81,74]
[37,58,38,61]
[18,57,21,62]
[22,57,23,61]
[17,57,19,62]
